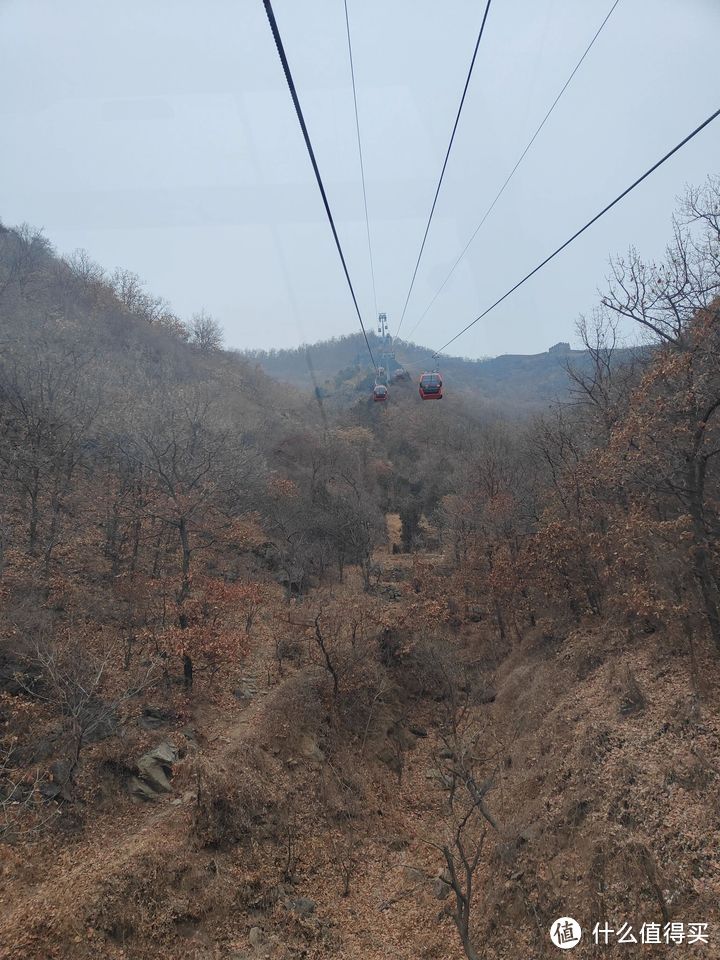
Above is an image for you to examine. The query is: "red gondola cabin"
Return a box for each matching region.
[418,372,443,400]
[373,384,388,402]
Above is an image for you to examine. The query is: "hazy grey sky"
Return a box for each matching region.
[1,0,719,358]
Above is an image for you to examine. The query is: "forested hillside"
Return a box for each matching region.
[244,334,638,412]
[1,179,719,960]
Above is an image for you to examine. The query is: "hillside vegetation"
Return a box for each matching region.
[0,179,719,960]
[244,333,638,412]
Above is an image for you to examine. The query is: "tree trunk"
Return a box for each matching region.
[456,931,480,960]
[183,654,193,690]
[43,495,62,578]
[693,546,720,651]
[151,528,164,577]
[129,517,142,572]
[124,635,135,671]
[493,595,506,643]
[361,558,371,592]
[177,516,192,607]
[177,517,193,689]
[687,462,720,651]
[451,889,480,960]
[28,485,39,555]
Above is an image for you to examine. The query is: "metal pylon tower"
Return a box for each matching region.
[377,312,394,383]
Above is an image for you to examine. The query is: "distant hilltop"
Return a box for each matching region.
[243,332,637,411]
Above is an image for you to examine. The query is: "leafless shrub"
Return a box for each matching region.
[15,636,161,790]
[319,758,366,823]
[329,828,363,897]
[280,801,302,882]
[401,638,466,701]
[0,739,60,840]
[423,664,503,960]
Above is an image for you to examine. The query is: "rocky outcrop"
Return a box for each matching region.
[138,705,178,731]
[285,896,316,917]
[129,741,178,801]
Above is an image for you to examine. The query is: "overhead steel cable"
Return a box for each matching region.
[406,0,622,343]
[261,0,377,369]
[394,0,494,338]
[431,104,720,358]
[343,0,378,320]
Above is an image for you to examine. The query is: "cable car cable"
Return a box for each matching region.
[343,0,378,320]
[405,0,621,343]
[261,0,377,370]
[431,103,720,358]
[394,0,494,339]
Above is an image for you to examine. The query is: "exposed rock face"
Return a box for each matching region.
[39,760,73,802]
[138,705,177,731]
[297,733,324,764]
[249,926,265,948]
[129,741,178,800]
[285,896,316,917]
[430,875,451,900]
[233,676,258,702]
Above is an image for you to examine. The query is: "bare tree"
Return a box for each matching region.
[15,636,160,793]
[565,311,640,438]
[602,179,720,345]
[313,612,340,701]
[190,310,224,354]
[0,223,51,306]
[0,740,60,840]
[119,385,265,685]
[110,267,186,334]
[65,248,105,286]
[424,665,501,960]
[599,181,720,647]
[0,340,100,564]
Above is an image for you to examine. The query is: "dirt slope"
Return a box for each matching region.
[2,571,719,960]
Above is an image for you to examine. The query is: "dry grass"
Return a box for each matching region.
[2,580,720,960]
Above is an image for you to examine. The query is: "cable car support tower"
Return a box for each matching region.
[377,312,393,385]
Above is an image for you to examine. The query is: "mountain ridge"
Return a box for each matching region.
[242,332,640,409]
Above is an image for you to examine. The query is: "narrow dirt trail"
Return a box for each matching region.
[0,644,277,959]
[1,551,464,960]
